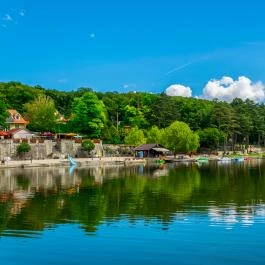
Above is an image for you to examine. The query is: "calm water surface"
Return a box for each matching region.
[1,160,265,264]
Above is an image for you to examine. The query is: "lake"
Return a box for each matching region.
[1,160,265,265]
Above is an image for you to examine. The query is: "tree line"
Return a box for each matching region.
[0,81,265,152]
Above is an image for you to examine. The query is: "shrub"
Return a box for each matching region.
[81,139,95,153]
[17,142,31,155]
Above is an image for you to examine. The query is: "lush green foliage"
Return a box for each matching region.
[198,128,227,150]
[0,96,8,129]
[0,82,43,113]
[81,140,95,152]
[70,92,106,137]
[24,95,57,132]
[101,125,121,144]
[161,121,200,154]
[16,142,31,155]
[124,127,146,146]
[2,81,265,150]
[146,126,162,144]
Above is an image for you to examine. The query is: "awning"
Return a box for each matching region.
[74,135,83,138]
[66,133,77,137]
[0,131,8,136]
[151,147,170,153]
[40,132,53,136]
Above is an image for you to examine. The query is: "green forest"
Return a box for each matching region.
[0,81,265,151]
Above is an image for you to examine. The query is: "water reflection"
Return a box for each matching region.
[0,160,265,237]
[208,203,265,229]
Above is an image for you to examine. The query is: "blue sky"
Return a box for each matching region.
[1,0,265,98]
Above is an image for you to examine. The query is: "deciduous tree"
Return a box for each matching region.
[124,127,146,146]
[198,128,226,150]
[0,96,8,129]
[161,121,199,155]
[70,92,106,138]
[146,126,162,144]
[24,95,57,132]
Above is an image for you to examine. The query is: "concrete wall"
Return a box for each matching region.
[59,140,103,158]
[0,139,104,160]
[0,140,54,160]
[60,140,82,157]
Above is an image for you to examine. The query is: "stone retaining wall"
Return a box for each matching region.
[0,140,54,160]
[0,139,103,160]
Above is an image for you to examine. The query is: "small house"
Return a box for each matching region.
[134,144,170,158]
[6,109,29,130]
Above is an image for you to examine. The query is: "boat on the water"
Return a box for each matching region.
[232,157,244,162]
[196,157,209,162]
[218,157,231,162]
[244,157,252,161]
[124,158,146,165]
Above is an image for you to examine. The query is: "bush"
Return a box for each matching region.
[81,139,95,153]
[17,142,31,155]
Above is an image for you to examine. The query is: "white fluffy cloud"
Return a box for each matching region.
[165,84,192,97]
[203,76,265,102]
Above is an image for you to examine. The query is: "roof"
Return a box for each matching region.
[66,133,77,137]
[39,132,53,136]
[134,144,160,151]
[7,128,33,135]
[7,128,22,134]
[6,109,29,125]
[152,147,170,153]
[0,131,8,136]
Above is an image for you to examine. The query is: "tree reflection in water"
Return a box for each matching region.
[0,160,265,236]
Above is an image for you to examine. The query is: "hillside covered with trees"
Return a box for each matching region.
[0,81,265,152]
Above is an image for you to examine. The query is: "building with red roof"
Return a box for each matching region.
[7,128,34,139]
[6,109,29,130]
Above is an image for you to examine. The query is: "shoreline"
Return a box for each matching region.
[0,156,140,169]
[0,155,264,169]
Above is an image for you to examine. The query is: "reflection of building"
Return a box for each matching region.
[6,109,29,129]
[0,167,81,194]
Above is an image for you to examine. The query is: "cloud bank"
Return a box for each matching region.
[165,76,265,102]
[165,84,192,97]
[203,76,265,102]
